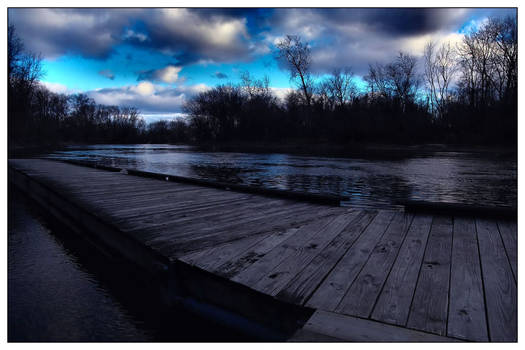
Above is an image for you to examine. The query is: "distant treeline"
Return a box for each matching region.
[8,16,516,148]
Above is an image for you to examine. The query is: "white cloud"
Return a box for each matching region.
[86,82,210,115]
[156,66,182,84]
[270,87,293,101]
[123,29,149,42]
[138,65,183,84]
[132,81,155,96]
[400,32,465,57]
[40,81,75,94]
[140,113,189,124]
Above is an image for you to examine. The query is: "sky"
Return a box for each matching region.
[8,8,517,122]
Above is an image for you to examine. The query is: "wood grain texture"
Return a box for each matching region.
[305,210,396,311]
[476,219,517,342]
[336,212,413,318]
[276,210,377,305]
[447,217,487,341]
[407,216,453,336]
[371,214,433,326]
[231,214,346,288]
[497,220,517,282]
[252,210,362,296]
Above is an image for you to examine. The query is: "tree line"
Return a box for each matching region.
[8,16,517,149]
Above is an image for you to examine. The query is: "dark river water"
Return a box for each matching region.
[47,144,517,209]
[9,144,516,341]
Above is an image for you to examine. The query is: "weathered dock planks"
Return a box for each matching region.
[9,159,517,342]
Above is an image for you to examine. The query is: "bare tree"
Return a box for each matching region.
[386,52,419,112]
[276,35,313,106]
[326,67,357,106]
[487,16,517,102]
[365,63,391,100]
[424,41,458,117]
[240,71,271,99]
[8,24,23,79]
[457,16,517,108]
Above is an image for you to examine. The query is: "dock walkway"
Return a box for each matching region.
[9,159,517,342]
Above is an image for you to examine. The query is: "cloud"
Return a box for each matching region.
[8,8,134,59]
[86,82,210,114]
[9,8,516,82]
[140,9,253,64]
[270,87,293,101]
[98,69,115,80]
[40,81,73,94]
[122,29,149,43]
[138,65,183,84]
[214,71,228,79]
[267,8,514,76]
[8,8,262,64]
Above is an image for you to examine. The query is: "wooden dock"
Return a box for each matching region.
[9,159,517,342]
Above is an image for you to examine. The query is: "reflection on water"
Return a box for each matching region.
[46,144,516,209]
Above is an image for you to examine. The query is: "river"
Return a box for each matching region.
[46,144,517,209]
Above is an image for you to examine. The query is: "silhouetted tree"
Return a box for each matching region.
[276,35,313,106]
[424,41,458,118]
[325,68,357,107]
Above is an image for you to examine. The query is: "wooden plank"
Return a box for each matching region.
[215,226,305,279]
[336,212,413,318]
[230,214,347,287]
[371,214,433,326]
[93,190,254,217]
[497,220,517,282]
[132,201,314,239]
[305,210,396,311]
[101,194,255,218]
[276,210,377,305]
[252,210,363,295]
[114,196,286,232]
[146,205,343,258]
[447,217,487,341]
[86,186,245,206]
[476,219,517,341]
[179,232,272,270]
[76,184,198,200]
[406,216,453,336]
[147,202,336,242]
[300,310,460,342]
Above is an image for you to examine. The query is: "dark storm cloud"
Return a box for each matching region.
[268,8,515,75]
[8,7,516,79]
[8,8,134,59]
[308,8,466,37]
[136,9,254,64]
[267,8,467,75]
[8,8,257,63]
